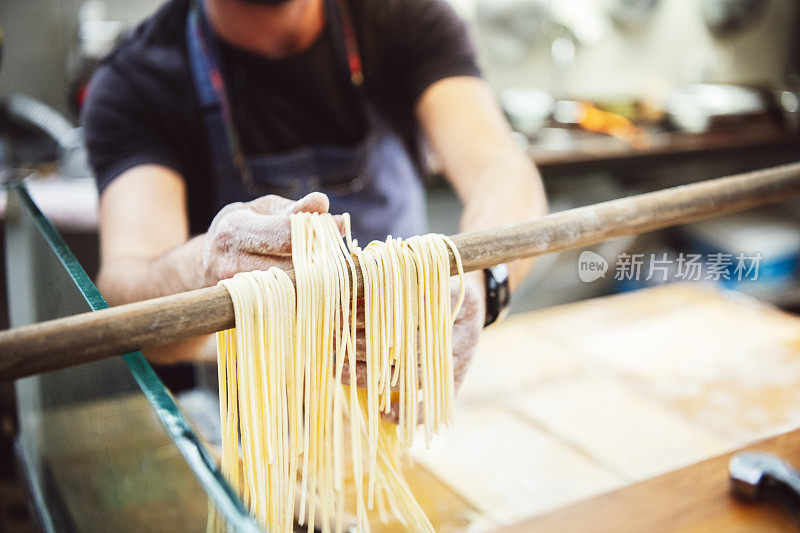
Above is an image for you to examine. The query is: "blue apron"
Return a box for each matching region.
[186,0,427,244]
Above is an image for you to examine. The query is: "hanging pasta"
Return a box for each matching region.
[214,211,464,532]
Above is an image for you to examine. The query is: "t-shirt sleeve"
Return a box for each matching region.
[81,61,187,193]
[381,0,482,104]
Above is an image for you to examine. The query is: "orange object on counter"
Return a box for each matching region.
[576,101,651,150]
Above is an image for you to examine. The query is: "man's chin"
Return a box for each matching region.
[236,0,294,5]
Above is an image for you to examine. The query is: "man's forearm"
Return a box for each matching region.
[97,234,207,306]
[96,235,216,363]
[415,76,548,290]
[458,149,547,290]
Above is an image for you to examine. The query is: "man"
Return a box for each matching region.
[81,0,547,383]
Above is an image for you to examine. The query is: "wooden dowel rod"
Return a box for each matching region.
[2,162,800,381]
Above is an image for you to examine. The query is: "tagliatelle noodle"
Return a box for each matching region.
[213,212,464,532]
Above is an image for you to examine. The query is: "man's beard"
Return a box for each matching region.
[237,0,294,5]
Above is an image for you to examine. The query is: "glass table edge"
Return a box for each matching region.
[6,184,260,532]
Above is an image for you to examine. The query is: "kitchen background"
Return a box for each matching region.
[2,1,800,529]
[2,1,798,112]
[3,0,800,315]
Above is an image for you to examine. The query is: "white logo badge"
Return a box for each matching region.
[578,250,608,282]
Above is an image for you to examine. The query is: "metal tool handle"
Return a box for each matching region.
[730,452,800,523]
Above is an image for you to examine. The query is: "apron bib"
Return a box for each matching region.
[186,0,426,243]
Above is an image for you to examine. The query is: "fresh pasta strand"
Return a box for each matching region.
[214,212,464,532]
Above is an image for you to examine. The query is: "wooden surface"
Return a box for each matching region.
[38,394,211,532]
[4,162,800,381]
[501,428,800,533]
[37,393,483,533]
[411,284,800,530]
[22,284,800,531]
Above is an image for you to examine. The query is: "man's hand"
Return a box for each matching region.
[97,166,338,303]
[201,192,340,285]
[411,75,549,416]
[451,272,485,392]
[343,271,485,420]
[96,163,340,362]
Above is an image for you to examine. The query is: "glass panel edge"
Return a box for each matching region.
[7,185,260,532]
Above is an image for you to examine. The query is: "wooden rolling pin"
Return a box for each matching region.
[2,162,800,381]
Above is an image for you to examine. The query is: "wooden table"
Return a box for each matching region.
[37,394,211,532]
[24,284,800,532]
[33,392,483,533]
[501,428,800,532]
[412,283,800,530]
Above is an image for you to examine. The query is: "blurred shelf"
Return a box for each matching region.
[529,121,800,174]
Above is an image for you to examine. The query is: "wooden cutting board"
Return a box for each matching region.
[412,283,800,529]
[499,427,800,532]
[30,283,800,531]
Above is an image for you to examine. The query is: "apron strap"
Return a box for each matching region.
[333,0,364,88]
[186,2,253,186]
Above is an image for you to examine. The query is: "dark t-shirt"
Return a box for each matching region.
[81,0,480,234]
